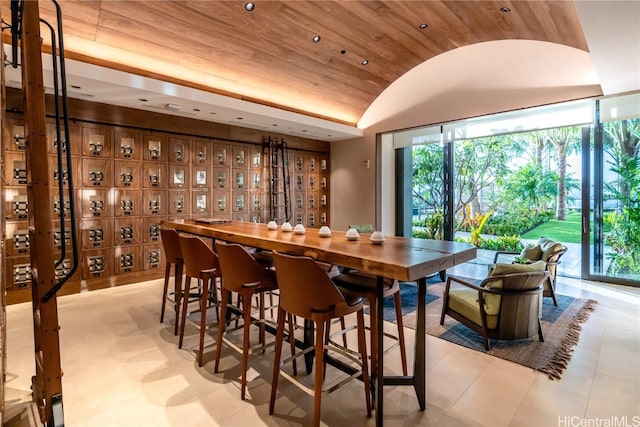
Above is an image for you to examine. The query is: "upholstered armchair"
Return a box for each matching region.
[440,262,549,350]
[493,237,567,306]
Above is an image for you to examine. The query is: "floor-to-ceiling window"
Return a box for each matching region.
[389,94,639,287]
[588,93,640,284]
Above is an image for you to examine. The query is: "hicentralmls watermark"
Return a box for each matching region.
[558,416,640,427]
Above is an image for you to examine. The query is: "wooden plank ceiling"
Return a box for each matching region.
[7,0,588,126]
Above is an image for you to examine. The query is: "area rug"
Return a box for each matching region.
[384,279,597,380]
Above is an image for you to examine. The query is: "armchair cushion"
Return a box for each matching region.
[447,288,499,330]
[485,261,547,315]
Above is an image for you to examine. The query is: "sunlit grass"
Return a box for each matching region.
[522,212,582,244]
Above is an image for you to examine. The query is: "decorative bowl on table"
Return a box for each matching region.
[281,222,293,232]
[370,231,385,245]
[346,228,360,241]
[318,226,331,237]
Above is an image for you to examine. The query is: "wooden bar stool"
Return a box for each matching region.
[178,234,222,367]
[332,272,408,376]
[159,228,184,335]
[214,241,283,400]
[270,252,371,427]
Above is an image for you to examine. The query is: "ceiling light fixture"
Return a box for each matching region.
[193,108,200,112]
[165,103,182,111]
[361,59,369,66]
[419,23,428,29]
[139,98,148,102]
[340,49,346,55]
[500,6,511,12]
[244,2,255,12]
[312,35,321,43]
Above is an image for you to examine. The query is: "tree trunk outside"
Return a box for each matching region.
[556,154,567,220]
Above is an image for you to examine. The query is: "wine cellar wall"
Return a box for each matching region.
[2,94,330,305]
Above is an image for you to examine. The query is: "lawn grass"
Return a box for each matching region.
[521,212,582,244]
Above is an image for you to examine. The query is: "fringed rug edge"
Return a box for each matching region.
[536,298,598,380]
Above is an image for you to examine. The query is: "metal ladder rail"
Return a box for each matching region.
[268,136,278,221]
[41,0,79,302]
[268,137,292,223]
[280,138,291,222]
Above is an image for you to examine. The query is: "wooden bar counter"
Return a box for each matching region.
[162,219,477,426]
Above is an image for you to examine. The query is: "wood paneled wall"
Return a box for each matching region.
[2,88,330,304]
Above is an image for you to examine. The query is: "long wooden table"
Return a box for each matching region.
[162,219,476,426]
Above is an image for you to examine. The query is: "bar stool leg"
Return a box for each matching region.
[173,262,183,336]
[179,275,192,349]
[393,291,408,376]
[160,262,171,324]
[197,277,210,367]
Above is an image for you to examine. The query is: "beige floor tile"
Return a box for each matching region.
[585,373,640,420]
[425,347,492,410]
[510,380,589,426]
[4,274,640,427]
[448,361,536,426]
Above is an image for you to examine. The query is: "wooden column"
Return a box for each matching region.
[21,1,65,424]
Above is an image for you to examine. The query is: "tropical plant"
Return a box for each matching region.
[501,163,558,212]
[603,153,640,278]
[460,206,494,246]
[545,126,582,220]
[454,136,511,228]
[412,144,444,214]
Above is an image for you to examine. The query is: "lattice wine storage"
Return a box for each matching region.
[2,117,329,302]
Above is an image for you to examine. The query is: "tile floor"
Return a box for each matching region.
[3,267,640,426]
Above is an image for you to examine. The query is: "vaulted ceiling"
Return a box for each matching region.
[4,0,589,130]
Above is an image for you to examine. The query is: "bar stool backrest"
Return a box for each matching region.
[272,252,347,319]
[160,228,183,264]
[178,235,219,278]
[215,241,273,292]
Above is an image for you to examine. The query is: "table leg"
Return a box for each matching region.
[414,277,426,410]
[304,318,314,374]
[375,275,385,426]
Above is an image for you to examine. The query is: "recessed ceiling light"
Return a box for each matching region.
[313,35,321,43]
[244,2,255,12]
[209,112,217,115]
[236,117,244,120]
[361,59,369,66]
[71,84,81,89]
[139,98,148,102]
[340,49,346,55]
[193,108,200,112]
[500,6,511,12]
[419,23,428,29]
[272,124,278,126]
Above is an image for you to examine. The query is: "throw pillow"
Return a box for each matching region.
[520,244,542,262]
[538,237,563,261]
